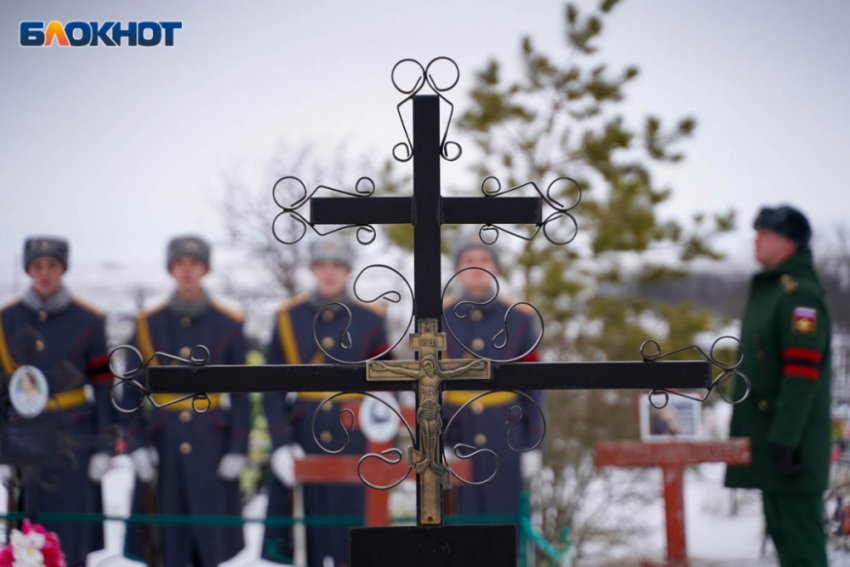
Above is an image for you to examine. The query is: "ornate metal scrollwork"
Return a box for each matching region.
[441,267,544,363]
[641,336,751,408]
[311,392,417,490]
[391,57,462,162]
[312,264,415,365]
[272,176,378,245]
[478,176,582,246]
[441,390,546,486]
[108,344,212,414]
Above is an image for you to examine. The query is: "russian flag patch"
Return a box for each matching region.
[791,306,817,334]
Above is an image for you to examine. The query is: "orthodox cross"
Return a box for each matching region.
[114,58,736,539]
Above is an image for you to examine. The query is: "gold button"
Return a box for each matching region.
[758,401,768,412]
[320,431,333,444]
[471,338,485,351]
[472,401,485,414]
[322,310,334,322]
[321,336,334,349]
[35,340,45,352]
[181,317,192,328]
[38,310,48,322]
[179,346,191,358]
[471,310,483,322]
[474,433,487,446]
[179,442,192,455]
[179,411,192,423]
[757,351,765,361]
[322,401,334,412]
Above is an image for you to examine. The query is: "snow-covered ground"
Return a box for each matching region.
[3,458,850,566]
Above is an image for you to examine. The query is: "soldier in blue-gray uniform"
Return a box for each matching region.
[123,236,250,567]
[442,234,544,519]
[0,237,114,565]
[263,238,389,567]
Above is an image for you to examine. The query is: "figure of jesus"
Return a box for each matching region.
[370,355,486,476]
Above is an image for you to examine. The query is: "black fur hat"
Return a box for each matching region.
[753,205,812,249]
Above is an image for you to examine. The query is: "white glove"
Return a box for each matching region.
[270,444,305,487]
[0,465,13,484]
[88,452,111,483]
[131,448,156,483]
[217,453,248,481]
[521,450,543,481]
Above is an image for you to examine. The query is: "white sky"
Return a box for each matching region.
[1,0,848,301]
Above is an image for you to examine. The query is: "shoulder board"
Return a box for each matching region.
[210,300,244,323]
[280,293,310,313]
[71,297,104,317]
[354,300,387,318]
[780,274,798,295]
[0,299,23,314]
[499,295,536,316]
[140,301,169,319]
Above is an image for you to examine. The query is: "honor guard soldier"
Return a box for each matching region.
[442,234,544,519]
[0,237,114,565]
[263,238,389,567]
[124,236,250,567]
[725,206,832,567]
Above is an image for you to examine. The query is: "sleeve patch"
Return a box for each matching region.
[86,353,110,371]
[783,364,820,381]
[782,347,822,365]
[791,306,817,334]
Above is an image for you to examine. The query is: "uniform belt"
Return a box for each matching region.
[297,392,363,402]
[44,387,89,412]
[154,393,221,411]
[443,391,518,407]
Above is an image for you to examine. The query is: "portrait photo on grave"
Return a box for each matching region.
[9,366,49,419]
[639,394,703,442]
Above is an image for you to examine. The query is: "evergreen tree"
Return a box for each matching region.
[452,1,735,559]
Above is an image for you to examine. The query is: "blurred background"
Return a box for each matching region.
[1,1,849,565]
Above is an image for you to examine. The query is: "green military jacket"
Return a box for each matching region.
[725,248,832,492]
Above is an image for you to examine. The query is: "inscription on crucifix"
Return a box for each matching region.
[367,319,490,524]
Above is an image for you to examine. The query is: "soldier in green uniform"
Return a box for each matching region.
[725,205,832,566]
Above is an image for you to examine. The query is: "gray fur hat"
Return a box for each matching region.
[309,238,353,269]
[24,236,69,272]
[453,232,501,271]
[167,235,211,270]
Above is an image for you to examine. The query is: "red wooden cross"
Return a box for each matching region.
[594,438,751,567]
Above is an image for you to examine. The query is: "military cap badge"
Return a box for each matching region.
[780,274,798,294]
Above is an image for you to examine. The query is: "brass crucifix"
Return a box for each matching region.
[367,318,491,524]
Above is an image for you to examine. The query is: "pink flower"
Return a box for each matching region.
[0,544,14,567]
[0,521,65,567]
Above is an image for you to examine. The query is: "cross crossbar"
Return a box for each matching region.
[146,360,710,394]
[309,197,543,226]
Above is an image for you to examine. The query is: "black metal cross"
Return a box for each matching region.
[108,63,740,565]
[138,86,714,526]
